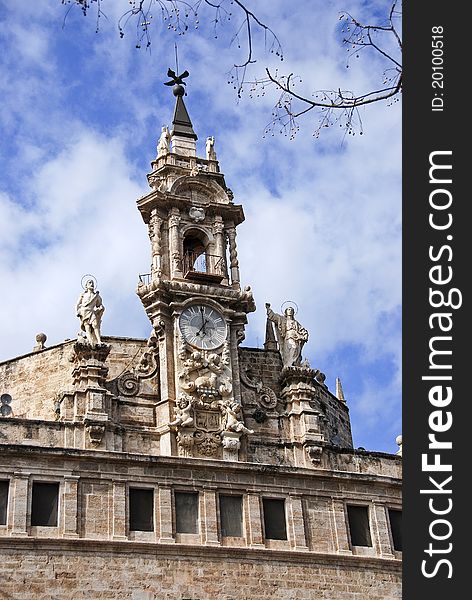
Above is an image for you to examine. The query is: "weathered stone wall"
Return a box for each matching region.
[0,541,402,599]
[0,445,401,547]
[1,340,354,467]
[239,347,353,462]
[0,445,401,598]
[0,337,152,422]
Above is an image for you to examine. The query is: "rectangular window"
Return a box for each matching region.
[347,504,372,547]
[31,482,59,527]
[262,498,287,540]
[388,508,402,551]
[129,488,154,532]
[175,492,199,534]
[0,480,9,525]
[219,495,243,537]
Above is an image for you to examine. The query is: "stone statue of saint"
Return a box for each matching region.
[76,279,105,345]
[157,126,170,157]
[206,136,217,161]
[265,303,309,367]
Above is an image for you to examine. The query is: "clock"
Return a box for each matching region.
[179,304,227,350]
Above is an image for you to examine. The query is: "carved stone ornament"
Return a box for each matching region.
[222,435,241,452]
[171,339,252,459]
[194,431,221,457]
[235,328,246,344]
[306,445,323,464]
[259,388,278,410]
[154,320,166,341]
[176,430,195,457]
[189,206,205,222]
[86,424,105,446]
[117,371,140,396]
[240,367,278,411]
[147,172,167,191]
[136,333,159,379]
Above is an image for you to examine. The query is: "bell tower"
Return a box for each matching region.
[137,72,255,460]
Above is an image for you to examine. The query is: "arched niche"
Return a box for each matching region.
[181,226,224,283]
[170,176,229,205]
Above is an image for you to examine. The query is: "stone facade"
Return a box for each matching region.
[0,445,401,598]
[0,83,401,598]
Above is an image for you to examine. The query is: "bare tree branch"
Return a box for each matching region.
[249,1,402,139]
[60,0,402,140]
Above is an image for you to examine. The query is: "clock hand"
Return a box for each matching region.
[196,318,209,336]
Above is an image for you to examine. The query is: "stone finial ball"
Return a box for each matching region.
[36,333,47,343]
[395,434,402,446]
[173,84,185,97]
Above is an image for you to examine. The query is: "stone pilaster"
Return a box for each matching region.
[246,493,264,548]
[71,342,111,450]
[153,314,175,457]
[112,481,127,540]
[331,499,351,554]
[157,485,175,543]
[287,494,308,551]
[61,476,79,538]
[373,503,395,557]
[280,366,325,467]
[201,488,220,546]
[11,473,29,537]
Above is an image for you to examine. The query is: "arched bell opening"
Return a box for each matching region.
[182,229,225,283]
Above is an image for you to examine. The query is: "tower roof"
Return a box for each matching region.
[171,94,197,140]
[164,68,197,141]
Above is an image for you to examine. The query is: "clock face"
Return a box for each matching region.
[179,304,227,350]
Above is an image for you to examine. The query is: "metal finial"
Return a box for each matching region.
[174,43,179,76]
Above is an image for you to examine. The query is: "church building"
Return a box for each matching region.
[0,75,402,599]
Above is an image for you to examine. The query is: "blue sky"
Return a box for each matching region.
[0,0,401,453]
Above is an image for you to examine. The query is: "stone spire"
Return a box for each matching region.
[164,68,197,157]
[335,377,346,402]
[264,318,278,351]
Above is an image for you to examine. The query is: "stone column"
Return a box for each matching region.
[149,209,162,280]
[213,217,228,284]
[372,503,395,557]
[287,494,308,551]
[331,499,351,554]
[201,488,220,546]
[11,473,29,537]
[226,225,240,288]
[157,485,175,543]
[168,209,182,278]
[61,476,79,538]
[246,493,264,548]
[112,481,127,540]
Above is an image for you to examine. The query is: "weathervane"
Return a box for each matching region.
[164,67,190,97]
